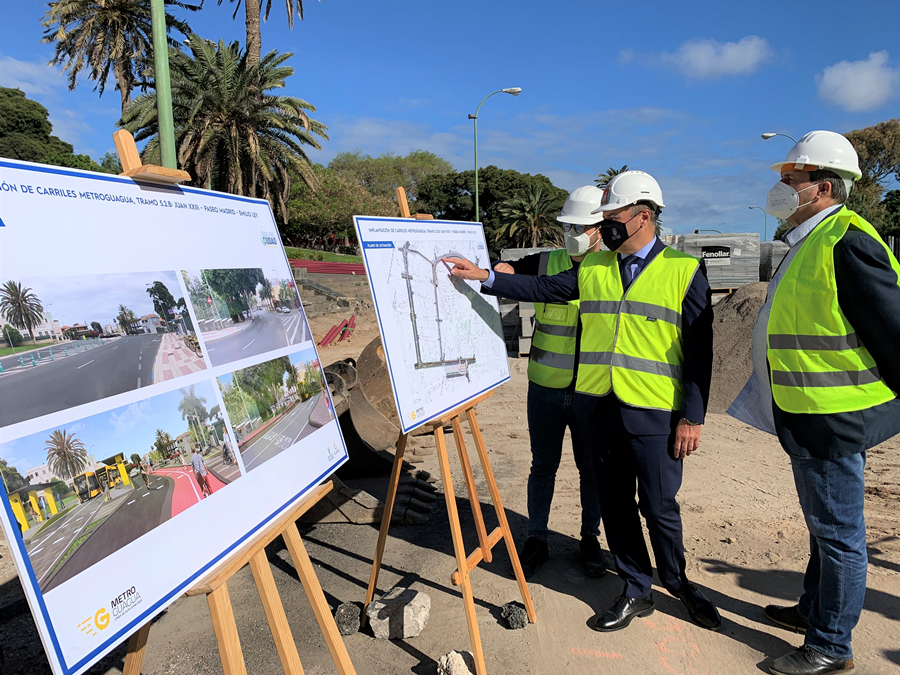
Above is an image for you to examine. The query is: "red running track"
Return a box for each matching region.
[152,466,227,518]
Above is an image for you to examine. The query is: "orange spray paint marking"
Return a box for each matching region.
[656,637,708,675]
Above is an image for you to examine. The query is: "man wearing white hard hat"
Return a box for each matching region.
[444,170,721,633]
[730,131,900,675]
[486,186,606,579]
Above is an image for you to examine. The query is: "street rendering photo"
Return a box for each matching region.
[216,347,333,472]
[181,268,311,368]
[0,272,206,428]
[0,380,240,594]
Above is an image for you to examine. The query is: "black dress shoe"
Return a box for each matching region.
[676,583,722,630]
[511,537,549,578]
[765,604,810,633]
[590,594,654,632]
[769,645,855,675]
[579,535,607,577]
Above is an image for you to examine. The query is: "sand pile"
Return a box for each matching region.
[708,282,768,413]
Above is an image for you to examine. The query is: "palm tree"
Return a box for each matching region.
[45,429,87,481]
[121,39,327,222]
[595,165,628,188]
[178,385,209,444]
[41,0,199,115]
[259,278,274,309]
[0,281,44,346]
[218,0,306,67]
[495,185,565,248]
[117,304,137,334]
[154,428,175,456]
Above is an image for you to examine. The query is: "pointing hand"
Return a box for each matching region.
[441,258,490,283]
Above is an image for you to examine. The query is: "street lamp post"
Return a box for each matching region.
[761,132,798,144]
[694,229,723,234]
[468,88,522,222]
[749,206,768,241]
[149,0,176,169]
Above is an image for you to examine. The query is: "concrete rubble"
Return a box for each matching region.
[334,602,361,636]
[500,602,528,630]
[437,650,476,675]
[365,586,431,640]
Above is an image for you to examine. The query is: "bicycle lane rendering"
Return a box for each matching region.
[153,466,226,518]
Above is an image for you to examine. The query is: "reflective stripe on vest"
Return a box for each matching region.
[528,249,580,388]
[767,207,900,414]
[575,246,699,411]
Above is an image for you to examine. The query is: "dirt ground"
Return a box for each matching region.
[2,311,899,675]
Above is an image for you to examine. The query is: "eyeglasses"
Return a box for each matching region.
[560,223,596,234]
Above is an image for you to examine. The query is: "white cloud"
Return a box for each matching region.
[621,36,773,80]
[661,36,772,79]
[0,55,64,96]
[109,401,151,435]
[817,51,899,112]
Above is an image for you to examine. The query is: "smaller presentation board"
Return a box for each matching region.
[353,216,510,433]
[0,159,348,675]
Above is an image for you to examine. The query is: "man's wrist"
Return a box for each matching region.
[680,417,702,426]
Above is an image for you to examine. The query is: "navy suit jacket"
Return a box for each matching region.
[484,239,713,436]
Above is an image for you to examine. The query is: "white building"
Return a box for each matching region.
[135,314,164,334]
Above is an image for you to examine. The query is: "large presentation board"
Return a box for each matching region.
[353,216,510,433]
[0,159,348,675]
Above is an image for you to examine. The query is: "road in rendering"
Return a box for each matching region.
[0,334,162,427]
[204,310,310,367]
[239,392,322,472]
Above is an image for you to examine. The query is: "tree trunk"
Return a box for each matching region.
[115,60,132,116]
[245,0,262,66]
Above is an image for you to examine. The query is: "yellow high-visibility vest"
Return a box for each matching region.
[768,206,900,413]
[528,250,580,388]
[576,247,700,411]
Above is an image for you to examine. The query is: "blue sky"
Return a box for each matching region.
[2,0,899,236]
[0,381,216,474]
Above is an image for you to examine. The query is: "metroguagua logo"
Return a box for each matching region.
[78,586,143,637]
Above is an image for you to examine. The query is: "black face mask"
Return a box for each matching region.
[599,213,642,251]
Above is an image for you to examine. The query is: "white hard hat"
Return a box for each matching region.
[770,130,862,194]
[591,170,665,214]
[557,185,606,225]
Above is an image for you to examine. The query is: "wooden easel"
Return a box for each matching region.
[362,391,536,675]
[123,481,357,675]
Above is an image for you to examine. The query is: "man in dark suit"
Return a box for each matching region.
[731,130,900,675]
[445,170,721,632]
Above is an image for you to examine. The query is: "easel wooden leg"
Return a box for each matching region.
[249,550,305,675]
[207,583,248,675]
[467,407,537,624]
[451,416,491,563]
[362,431,408,625]
[434,425,487,675]
[284,523,357,675]
[122,621,150,675]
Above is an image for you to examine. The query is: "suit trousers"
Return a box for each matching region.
[589,401,688,598]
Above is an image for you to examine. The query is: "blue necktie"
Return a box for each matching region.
[621,255,639,289]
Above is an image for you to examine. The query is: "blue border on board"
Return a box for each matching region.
[0,159,350,675]
[1,455,347,675]
[0,159,270,206]
[352,215,510,435]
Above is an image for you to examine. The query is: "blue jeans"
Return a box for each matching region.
[526,382,602,541]
[790,452,867,660]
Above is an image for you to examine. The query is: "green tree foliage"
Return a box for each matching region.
[42,0,198,114]
[90,321,102,334]
[117,304,137,334]
[233,356,291,418]
[0,459,29,493]
[44,429,88,481]
[130,453,142,465]
[48,478,71,502]
[495,185,565,248]
[99,152,122,175]
[285,165,396,250]
[146,281,177,325]
[0,280,44,346]
[154,429,175,456]
[417,166,570,252]
[773,219,791,240]
[883,190,900,237]
[329,150,453,202]
[42,152,104,172]
[201,268,265,321]
[121,39,327,222]
[0,87,73,162]
[595,165,628,188]
[845,119,900,231]
[2,325,24,347]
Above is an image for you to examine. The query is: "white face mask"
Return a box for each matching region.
[765,181,822,220]
[565,229,595,256]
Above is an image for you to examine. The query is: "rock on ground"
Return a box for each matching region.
[437,650,476,675]
[365,586,431,639]
[500,601,528,629]
[334,602,361,636]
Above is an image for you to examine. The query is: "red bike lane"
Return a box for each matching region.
[152,466,227,518]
